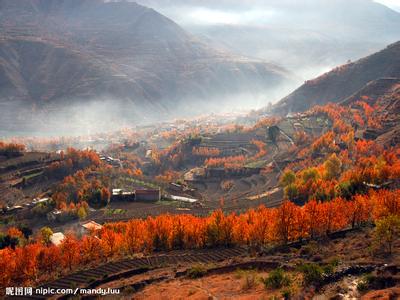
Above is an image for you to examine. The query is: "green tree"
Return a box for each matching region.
[263,268,291,289]
[284,183,299,201]
[280,170,296,187]
[374,215,400,255]
[77,206,87,220]
[302,168,319,184]
[299,263,324,287]
[40,227,53,245]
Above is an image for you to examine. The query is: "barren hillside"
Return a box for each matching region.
[271,41,400,115]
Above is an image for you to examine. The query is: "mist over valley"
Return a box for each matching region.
[2,0,400,136]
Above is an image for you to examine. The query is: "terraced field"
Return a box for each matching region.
[22,248,247,299]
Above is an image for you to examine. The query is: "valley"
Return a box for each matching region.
[1,77,400,297]
[1,1,400,299]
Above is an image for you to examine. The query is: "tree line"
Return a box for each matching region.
[1,188,399,287]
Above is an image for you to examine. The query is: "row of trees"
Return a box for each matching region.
[354,100,382,129]
[282,142,400,203]
[1,188,399,287]
[205,155,246,169]
[192,146,221,157]
[281,99,400,203]
[250,139,268,160]
[310,99,382,132]
[52,167,111,209]
[45,148,101,180]
[0,141,25,158]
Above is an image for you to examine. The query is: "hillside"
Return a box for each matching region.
[350,79,400,146]
[271,41,400,116]
[0,0,294,133]
[1,82,400,298]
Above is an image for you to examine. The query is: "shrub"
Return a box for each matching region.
[187,265,207,279]
[298,263,324,286]
[263,268,291,289]
[321,263,334,276]
[356,273,375,292]
[299,241,319,256]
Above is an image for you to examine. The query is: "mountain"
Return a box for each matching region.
[137,0,400,79]
[270,41,400,116]
[0,0,294,134]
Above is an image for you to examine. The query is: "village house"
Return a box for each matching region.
[111,188,161,202]
[32,197,51,205]
[135,188,161,201]
[5,205,24,214]
[49,232,65,246]
[111,188,135,201]
[80,220,103,236]
[170,195,198,203]
[100,155,122,167]
[3,205,27,218]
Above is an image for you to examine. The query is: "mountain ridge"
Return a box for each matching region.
[0,0,295,133]
[270,41,400,115]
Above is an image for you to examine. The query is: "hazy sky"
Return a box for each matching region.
[135,0,400,26]
[375,0,400,12]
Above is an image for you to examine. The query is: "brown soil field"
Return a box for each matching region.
[131,270,289,300]
[78,227,400,300]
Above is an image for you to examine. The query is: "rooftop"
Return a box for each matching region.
[50,232,65,246]
[135,189,160,194]
[82,220,103,231]
[170,195,198,203]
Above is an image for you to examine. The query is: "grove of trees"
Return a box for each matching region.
[0,141,25,158]
[1,99,399,289]
[1,188,399,287]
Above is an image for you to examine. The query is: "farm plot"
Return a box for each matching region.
[26,248,248,299]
